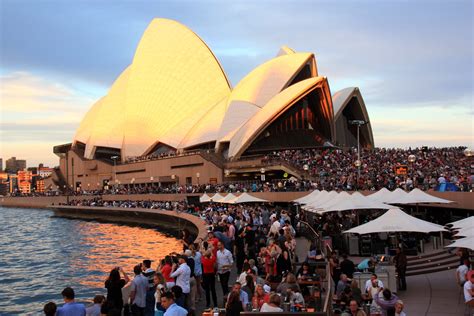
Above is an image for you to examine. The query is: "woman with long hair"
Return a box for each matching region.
[225,290,244,316]
[104,267,129,314]
[153,273,167,313]
[252,284,270,310]
[160,256,175,288]
[241,274,255,300]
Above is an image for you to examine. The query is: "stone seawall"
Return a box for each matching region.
[50,205,208,243]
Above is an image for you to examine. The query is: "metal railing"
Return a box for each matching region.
[323,245,333,314]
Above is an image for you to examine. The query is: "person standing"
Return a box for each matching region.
[130,265,149,316]
[456,259,470,287]
[160,292,187,316]
[394,247,407,291]
[56,287,86,316]
[105,267,130,315]
[201,250,218,308]
[142,260,156,316]
[340,254,356,279]
[86,295,105,316]
[216,241,234,300]
[170,255,191,310]
[43,302,57,316]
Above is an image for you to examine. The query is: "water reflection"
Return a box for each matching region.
[0,207,182,315]
[74,222,182,288]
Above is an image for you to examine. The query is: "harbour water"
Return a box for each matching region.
[0,206,182,315]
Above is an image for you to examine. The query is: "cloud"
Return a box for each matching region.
[0,72,96,113]
[0,71,98,167]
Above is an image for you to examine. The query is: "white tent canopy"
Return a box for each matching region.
[221,193,237,204]
[209,193,226,203]
[445,236,474,251]
[294,190,320,204]
[383,188,409,204]
[302,190,337,211]
[344,208,447,234]
[367,187,392,203]
[231,192,268,204]
[394,188,453,204]
[316,191,352,213]
[320,191,393,213]
[448,217,474,229]
[199,193,212,203]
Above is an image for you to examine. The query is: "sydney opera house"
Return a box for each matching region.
[53,18,374,190]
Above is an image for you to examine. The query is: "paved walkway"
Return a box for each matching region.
[399,269,468,316]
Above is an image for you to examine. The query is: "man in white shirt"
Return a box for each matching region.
[216,241,233,298]
[170,256,191,309]
[130,265,149,315]
[464,273,474,307]
[456,259,470,286]
[365,273,384,292]
[268,216,281,236]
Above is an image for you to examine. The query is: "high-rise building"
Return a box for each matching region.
[0,158,3,171]
[5,157,26,173]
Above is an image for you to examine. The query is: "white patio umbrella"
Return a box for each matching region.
[343,208,447,234]
[448,217,474,229]
[199,193,212,203]
[321,191,393,213]
[232,192,268,204]
[453,226,474,237]
[210,193,226,203]
[293,190,320,204]
[367,188,392,203]
[394,188,453,204]
[445,236,474,251]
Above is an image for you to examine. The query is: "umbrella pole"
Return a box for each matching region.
[440,231,444,247]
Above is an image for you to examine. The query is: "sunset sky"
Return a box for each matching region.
[1,0,472,167]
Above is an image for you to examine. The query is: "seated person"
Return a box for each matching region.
[336,274,350,297]
[260,293,283,312]
[296,262,314,280]
[276,272,300,295]
[306,244,319,263]
[341,300,367,316]
[364,274,384,293]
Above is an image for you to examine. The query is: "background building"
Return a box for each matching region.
[5,157,26,174]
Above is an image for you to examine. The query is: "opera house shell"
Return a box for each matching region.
[71,18,374,164]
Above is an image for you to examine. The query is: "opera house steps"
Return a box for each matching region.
[406,250,460,276]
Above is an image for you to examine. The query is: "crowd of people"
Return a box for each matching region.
[42,199,418,316]
[9,146,471,198]
[264,146,471,192]
[59,198,189,212]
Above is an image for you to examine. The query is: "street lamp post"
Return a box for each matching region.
[111,155,119,188]
[349,120,367,190]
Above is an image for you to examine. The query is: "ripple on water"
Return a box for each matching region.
[0,207,182,315]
